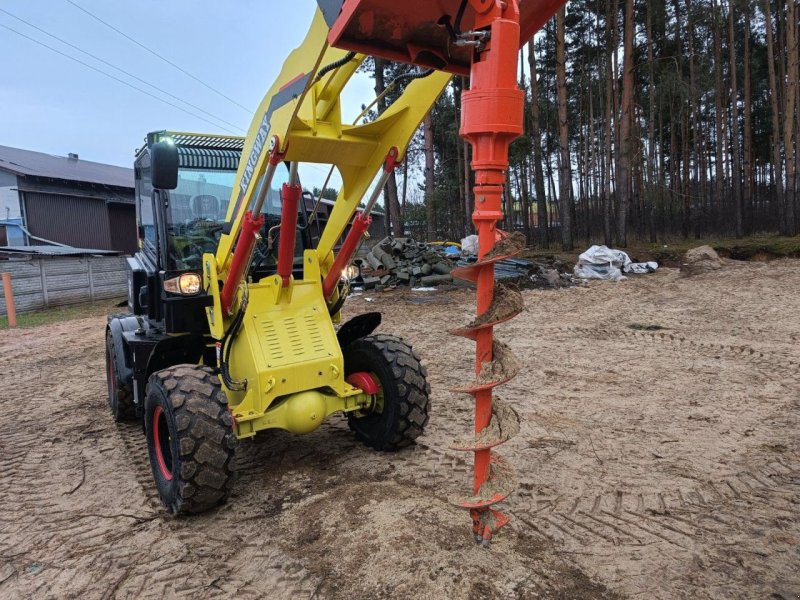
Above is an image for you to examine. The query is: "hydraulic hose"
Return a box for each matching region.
[314,51,357,83]
[220,284,248,392]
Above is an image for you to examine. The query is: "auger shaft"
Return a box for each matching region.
[460,0,523,540]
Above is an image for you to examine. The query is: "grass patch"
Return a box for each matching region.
[0,299,123,330]
[524,234,800,267]
[631,235,800,265]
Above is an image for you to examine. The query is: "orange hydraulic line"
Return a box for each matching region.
[2,272,16,328]
[461,1,524,497]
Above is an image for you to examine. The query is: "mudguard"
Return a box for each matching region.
[106,313,141,388]
[336,312,381,349]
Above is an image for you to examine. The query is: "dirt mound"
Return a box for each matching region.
[681,245,723,276]
[486,231,527,259]
[276,480,613,600]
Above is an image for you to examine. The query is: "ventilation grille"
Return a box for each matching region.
[261,321,284,361]
[259,312,329,364]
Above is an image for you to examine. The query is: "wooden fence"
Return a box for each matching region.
[0,256,127,315]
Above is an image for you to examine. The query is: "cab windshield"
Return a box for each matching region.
[166,168,286,270]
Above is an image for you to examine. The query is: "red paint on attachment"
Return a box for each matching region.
[279,72,307,92]
[152,406,172,481]
[346,372,380,395]
[325,0,565,76]
[323,212,372,299]
[277,182,302,287]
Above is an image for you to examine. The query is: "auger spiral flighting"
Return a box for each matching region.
[449,0,527,546]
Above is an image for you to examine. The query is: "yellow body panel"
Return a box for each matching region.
[203,8,451,439]
[219,251,369,437]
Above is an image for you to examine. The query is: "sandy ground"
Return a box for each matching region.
[1,259,799,599]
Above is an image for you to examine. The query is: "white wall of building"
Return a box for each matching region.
[0,170,21,220]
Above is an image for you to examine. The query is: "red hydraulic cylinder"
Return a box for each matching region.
[220,211,265,315]
[323,212,372,299]
[277,181,302,287]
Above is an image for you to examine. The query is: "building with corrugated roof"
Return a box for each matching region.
[0,144,135,253]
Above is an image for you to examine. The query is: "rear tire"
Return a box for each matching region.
[343,334,431,451]
[144,365,238,515]
[105,330,135,421]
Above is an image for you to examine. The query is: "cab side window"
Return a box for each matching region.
[136,165,156,248]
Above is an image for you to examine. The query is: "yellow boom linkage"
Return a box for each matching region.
[200,8,450,438]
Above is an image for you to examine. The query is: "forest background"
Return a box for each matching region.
[339,0,800,251]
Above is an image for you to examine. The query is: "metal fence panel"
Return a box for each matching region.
[0,256,127,315]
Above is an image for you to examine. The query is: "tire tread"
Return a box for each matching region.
[346,334,431,451]
[145,365,237,515]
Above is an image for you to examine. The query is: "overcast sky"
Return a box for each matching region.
[0,0,375,190]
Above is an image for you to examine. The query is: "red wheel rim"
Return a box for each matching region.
[152,406,173,481]
[346,371,380,395]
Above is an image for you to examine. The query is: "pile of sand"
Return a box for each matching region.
[681,245,723,276]
[485,231,527,259]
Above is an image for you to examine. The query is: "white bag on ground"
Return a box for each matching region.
[574,245,631,281]
[461,235,479,256]
[574,245,658,281]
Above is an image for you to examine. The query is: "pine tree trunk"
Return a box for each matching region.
[617,0,634,247]
[423,113,436,241]
[603,0,614,246]
[728,0,743,237]
[686,0,706,236]
[712,0,725,222]
[555,9,573,251]
[784,0,798,233]
[743,4,753,233]
[646,3,657,243]
[527,40,549,248]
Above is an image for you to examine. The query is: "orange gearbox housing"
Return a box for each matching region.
[325,0,566,74]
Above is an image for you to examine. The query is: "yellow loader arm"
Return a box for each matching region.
[213,8,450,304]
[198,7,449,439]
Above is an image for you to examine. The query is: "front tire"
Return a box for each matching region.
[343,334,431,451]
[144,365,238,515]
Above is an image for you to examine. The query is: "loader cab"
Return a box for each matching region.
[129,131,312,334]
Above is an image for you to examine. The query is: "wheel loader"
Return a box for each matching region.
[105,0,567,540]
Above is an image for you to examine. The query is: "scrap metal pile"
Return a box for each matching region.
[353,235,579,291]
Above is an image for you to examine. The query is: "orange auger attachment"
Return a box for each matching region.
[449,0,526,546]
[321,0,569,545]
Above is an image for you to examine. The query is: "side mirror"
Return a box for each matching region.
[151,141,178,190]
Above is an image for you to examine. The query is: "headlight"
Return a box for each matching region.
[164,273,202,295]
[343,264,361,281]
